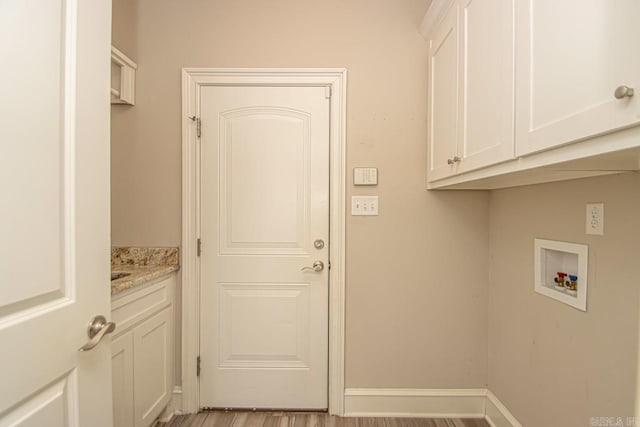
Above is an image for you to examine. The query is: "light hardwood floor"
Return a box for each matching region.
[160,411,490,427]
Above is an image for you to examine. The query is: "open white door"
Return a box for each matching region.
[0,1,113,426]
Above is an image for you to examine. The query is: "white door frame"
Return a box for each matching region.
[181,68,347,415]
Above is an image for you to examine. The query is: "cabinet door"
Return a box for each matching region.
[515,0,640,156]
[428,2,459,181]
[458,0,514,172]
[112,332,134,427]
[133,307,173,427]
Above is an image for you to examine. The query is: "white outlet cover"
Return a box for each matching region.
[586,203,604,235]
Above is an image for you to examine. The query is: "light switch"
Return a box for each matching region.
[351,196,379,216]
[353,167,378,185]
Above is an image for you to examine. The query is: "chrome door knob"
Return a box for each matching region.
[614,85,634,99]
[301,260,324,272]
[79,315,116,352]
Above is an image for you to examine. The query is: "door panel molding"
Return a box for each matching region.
[218,282,310,369]
[218,106,311,256]
[181,68,347,415]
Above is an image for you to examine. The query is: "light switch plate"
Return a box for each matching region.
[353,167,378,185]
[352,196,379,216]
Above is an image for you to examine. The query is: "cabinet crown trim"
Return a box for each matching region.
[419,0,456,40]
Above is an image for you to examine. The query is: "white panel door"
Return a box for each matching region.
[428,2,460,181]
[0,0,112,426]
[516,0,640,156]
[200,86,330,409]
[458,0,514,172]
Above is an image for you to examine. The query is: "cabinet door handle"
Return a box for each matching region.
[614,85,634,99]
[448,156,461,165]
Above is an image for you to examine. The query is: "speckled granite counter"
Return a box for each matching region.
[111,247,179,296]
[111,264,179,296]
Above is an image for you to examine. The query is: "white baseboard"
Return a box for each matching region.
[157,386,184,423]
[171,386,520,426]
[485,391,521,427]
[344,388,487,418]
[171,386,184,414]
[343,388,520,427]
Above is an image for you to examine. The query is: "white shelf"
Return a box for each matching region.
[111,46,136,105]
[534,239,588,311]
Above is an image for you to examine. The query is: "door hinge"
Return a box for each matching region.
[197,356,201,377]
[325,86,332,99]
[189,116,201,138]
[328,260,331,270]
[197,238,202,257]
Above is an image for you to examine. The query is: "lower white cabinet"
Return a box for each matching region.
[111,275,175,427]
[133,307,172,427]
[112,332,135,427]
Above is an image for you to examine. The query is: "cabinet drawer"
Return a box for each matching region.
[111,275,174,335]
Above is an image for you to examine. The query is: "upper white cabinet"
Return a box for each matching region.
[425,0,515,182]
[427,3,459,180]
[422,0,640,189]
[459,0,514,170]
[515,0,640,157]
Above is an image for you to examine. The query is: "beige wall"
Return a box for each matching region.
[111,0,141,243]
[111,0,137,59]
[488,173,640,426]
[111,0,490,389]
[111,2,640,415]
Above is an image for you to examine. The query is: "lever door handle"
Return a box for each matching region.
[79,315,116,352]
[301,260,324,272]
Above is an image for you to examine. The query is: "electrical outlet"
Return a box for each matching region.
[586,203,604,235]
[351,196,379,216]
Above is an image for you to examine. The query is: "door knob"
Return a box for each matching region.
[614,85,634,99]
[301,260,324,272]
[79,315,116,352]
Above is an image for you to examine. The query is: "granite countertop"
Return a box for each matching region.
[111,247,180,297]
[111,264,180,296]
